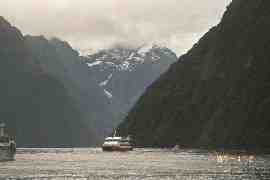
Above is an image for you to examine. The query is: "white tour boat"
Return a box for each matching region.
[102,131,133,151]
[0,123,16,161]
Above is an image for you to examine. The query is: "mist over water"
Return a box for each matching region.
[0,148,269,179]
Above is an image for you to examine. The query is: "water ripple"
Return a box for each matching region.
[0,148,269,180]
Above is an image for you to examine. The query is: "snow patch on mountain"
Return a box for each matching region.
[127,52,135,60]
[105,62,115,66]
[133,57,144,63]
[137,44,153,56]
[99,74,113,87]
[104,89,113,99]
[119,61,131,71]
[87,61,103,67]
[152,54,161,61]
[85,44,178,100]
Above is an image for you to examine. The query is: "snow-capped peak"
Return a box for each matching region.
[85,44,177,100]
[137,44,153,56]
[86,44,177,73]
[104,89,113,99]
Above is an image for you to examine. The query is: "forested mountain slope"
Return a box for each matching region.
[118,0,270,149]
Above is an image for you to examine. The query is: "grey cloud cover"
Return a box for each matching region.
[0,0,231,55]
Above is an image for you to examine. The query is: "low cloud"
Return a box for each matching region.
[0,0,231,55]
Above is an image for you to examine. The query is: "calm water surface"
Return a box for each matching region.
[0,148,269,179]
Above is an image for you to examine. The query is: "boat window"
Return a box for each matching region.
[105,139,119,142]
[120,139,130,143]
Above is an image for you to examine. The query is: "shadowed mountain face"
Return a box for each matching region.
[86,46,178,126]
[0,17,90,147]
[118,0,270,149]
[24,36,115,143]
[0,16,178,147]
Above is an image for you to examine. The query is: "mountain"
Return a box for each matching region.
[12,30,178,146]
[0,16,88,147]
[24,36,115,144]
[0,16,178,147]
[86,45,178,126]
[118,0,270,149]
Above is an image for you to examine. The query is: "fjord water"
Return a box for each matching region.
[0,148,269,180]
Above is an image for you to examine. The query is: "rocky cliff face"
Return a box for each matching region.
[86,45,178,126]
[0,17,89,147]
[118,0,270,149]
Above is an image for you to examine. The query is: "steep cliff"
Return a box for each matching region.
[25,36,114,142]
[119,0,270,149]
[0,17,89,147]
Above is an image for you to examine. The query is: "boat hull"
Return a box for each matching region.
[102,146,133,152]
[0,148,15,161]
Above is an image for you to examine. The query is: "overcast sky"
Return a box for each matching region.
[0,0,231,55]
